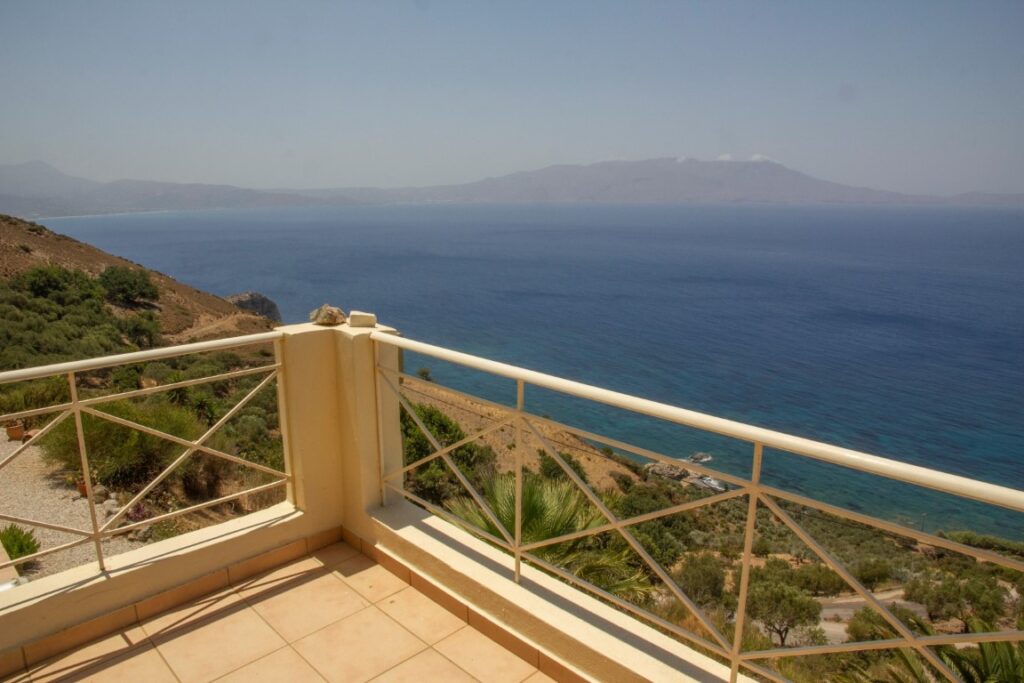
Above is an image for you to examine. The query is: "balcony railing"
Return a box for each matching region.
[0,331,291,576]
[1,320,1021,683]
[370,331,1024,683]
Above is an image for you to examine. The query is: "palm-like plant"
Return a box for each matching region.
[837,617,1024,683]
[445,473,654,602]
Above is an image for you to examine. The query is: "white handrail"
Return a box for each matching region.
[371,331,1024,513]
[0,330,285,385]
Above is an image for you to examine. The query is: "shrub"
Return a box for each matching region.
[795,562,847,596]
[538,449,589,484]
[118,312,161,348]
[0,524,40,567]
[674,552,725,606]
[852,557,892,590]
[401,403,496,505]
[41,399,203,489]
[99,266,159,306]
[752,535,773,557]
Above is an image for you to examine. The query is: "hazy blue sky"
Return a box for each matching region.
[2,1,1023,194]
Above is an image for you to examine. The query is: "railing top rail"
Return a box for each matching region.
[371,331,1024,513]
[0,330,285,386]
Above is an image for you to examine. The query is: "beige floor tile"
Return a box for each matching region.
[293,606,426,683]
[523,672,558,683]
[371,648,477,682]
[376,587,464,645]
[434,627,536,683]
[214,646,326,683]
[28,627,150,682]
[75,643,178,683]
[150,601,285,683]
[141,587,245,637]
[235,557,325,600]
[309,541,360,568]
[244,569,368,642]
[330,554,407,602]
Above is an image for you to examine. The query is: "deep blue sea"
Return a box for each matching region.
[46,204,1024,539]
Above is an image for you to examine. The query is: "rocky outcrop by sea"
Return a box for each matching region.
[226,291,282,322]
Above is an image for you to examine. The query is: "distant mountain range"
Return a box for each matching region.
[0,161,329,218]
[2,159,1022,218]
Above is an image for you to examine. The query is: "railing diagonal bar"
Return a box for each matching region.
[102,478,287,536]
[0,537,95,572]
[523,418,732,651]
[378,373,514,544]
[522,410,753,490]
[437,450,515,546]
[730,445,762,682]
[760,496,961,682]
[383,481,513,552]
[382,418,513,481]
[91,369,281,531]
[520,551,731,659]
[381,374,444,452]
[0,512,91,536]
[760,484,1024,574]
[520,487,747,553]
[737,659,791,683]
[0,402,74,425]
[0,410,71,473]
[68,372,105,572]
[77,364,279,408]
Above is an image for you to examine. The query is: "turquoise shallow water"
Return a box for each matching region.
[46,204,1024,538]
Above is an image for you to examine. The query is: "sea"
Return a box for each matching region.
[45,204,1024,539]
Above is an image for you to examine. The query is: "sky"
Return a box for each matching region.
[1,1,1023,195]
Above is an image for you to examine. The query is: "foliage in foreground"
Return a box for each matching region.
[0,524,40,563]
[446,473,655,602]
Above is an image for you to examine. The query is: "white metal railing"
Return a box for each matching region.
[370,331,1024,683]
[0,331,291,574]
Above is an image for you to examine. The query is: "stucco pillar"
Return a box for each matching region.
[331,316,401,540]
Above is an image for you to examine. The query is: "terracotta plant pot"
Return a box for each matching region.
[5,423,25,441]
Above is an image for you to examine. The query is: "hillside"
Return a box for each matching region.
[0,214,273,341]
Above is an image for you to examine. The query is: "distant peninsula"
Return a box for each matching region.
[2,158,1022,219]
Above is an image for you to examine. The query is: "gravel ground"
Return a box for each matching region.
[0,436,141,579]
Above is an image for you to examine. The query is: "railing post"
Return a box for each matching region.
[730,442,762,682]
[374,334,402,507]
[273,337,296,504]
[514,379,524,583]
[331,315,401,541]
[67,372,105,573]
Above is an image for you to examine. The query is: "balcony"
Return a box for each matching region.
[0,317,1021,682]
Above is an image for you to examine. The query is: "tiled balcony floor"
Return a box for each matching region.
[8,542,554,683]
